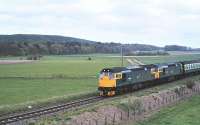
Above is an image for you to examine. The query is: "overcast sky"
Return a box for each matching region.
[0,0,200,48]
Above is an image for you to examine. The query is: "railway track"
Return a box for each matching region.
[0,96,103,125]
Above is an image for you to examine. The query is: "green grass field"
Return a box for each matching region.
[0,53,200,111]
[133,95,200,125]
[0,78,96,106]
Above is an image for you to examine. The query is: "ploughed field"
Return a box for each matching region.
[0,54,200,110]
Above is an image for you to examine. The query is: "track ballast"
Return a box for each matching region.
[0,96,103,125]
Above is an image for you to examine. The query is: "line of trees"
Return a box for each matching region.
[0,41,163,56]
[0,34,161,56]
[0,41,121,56]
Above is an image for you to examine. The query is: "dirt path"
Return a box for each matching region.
[0,60,34,64]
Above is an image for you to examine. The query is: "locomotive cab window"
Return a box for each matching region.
[114,73,122,79]
[100,70,113,79]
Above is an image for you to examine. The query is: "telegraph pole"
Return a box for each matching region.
[121,44,123,67]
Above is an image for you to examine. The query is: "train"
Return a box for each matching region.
[98,59,200,96]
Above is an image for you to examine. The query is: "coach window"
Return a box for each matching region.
[163,68,166,74]
[158,68,163,72]
[151,68,156,73]
[122,73,126,81]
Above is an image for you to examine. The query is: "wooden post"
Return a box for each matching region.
[105,116,107,125]
[95,119,98,125]
[113,113,116,125]
[133,109,136,120]
[148,102,151,111]
[121,111,123,120]
[162,97,164,105]
[89,120,91,125]
[128,108,130,119]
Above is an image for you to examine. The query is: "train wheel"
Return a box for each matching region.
[111,91,115,96]
[99,91,103,96]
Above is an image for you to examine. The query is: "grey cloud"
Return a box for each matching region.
[0,0,199,47]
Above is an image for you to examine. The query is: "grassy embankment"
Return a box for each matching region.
[133,95,200,125]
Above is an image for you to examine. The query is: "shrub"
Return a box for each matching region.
[88,57,92,60]
[186,80,195,89]
[174,88,181,95]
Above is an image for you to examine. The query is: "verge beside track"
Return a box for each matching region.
[0,96,103,125]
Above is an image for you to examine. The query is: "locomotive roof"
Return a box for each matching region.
[180,59,200,64]
[101,59,200,74]
[101,67,127,73]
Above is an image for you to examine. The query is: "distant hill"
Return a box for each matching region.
[0,34,95,44]
[0,34,197,56]
[164,45,192,51]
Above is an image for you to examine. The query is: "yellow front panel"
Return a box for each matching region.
[99,76,116,87]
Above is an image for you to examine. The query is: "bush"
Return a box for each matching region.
[119,97,143,112]
[88,57,92,60]
[186,80,195,89]
[174,88,181,95]
[27,55,33,60]
[26,55,42,60]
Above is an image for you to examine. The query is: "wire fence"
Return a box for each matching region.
[69,84,200,125]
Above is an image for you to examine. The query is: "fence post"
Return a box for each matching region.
[120,111,123,120]
[162,97,164,105]
[154,100,156,109]
[113,113,116,125]
[104,116,107,125]
[128,108,130,119]
[184,89,187,99]
[132,108,135,120]
[148,102,152,111]
[89,120,91,125]
[181,89,183,97]
[94,119,98,125]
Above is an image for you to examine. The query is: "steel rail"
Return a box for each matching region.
[0,96,103,125]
